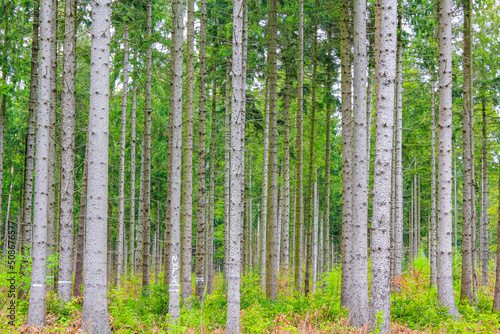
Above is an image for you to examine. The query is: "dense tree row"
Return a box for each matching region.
[1,0,500,332]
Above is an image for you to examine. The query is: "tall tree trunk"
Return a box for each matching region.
[294,0,304,294]
[0,11,7,260]
[155,204,160,285]
[195,0,207,302]
[394,9,404,282]
[129,82,137,272]
[140,0,153,294]
[323,55,332,274]
[340,0,353,308]
[207,70,217,294]
[437,0,460,316]
[481,99,488,287]
[350,0,369,325]
[280,68,291,270]
[227,0,245,330]
[116,25,129,289]
[430,77,437,286]
[182,0,194,303]
[73,144,88,297]
[493,162,500,310]
[260,82,269,291]
[305,4,318,296]
[27,0,54,325]
[224,58,231,283]
[265,0,279,301]
[369,0,397,329]
[168,0,184,321]
[163,124,173,286]
[454,148,458,251]
[81,0,112,331]
[57,0,77,301]
[312,180,319,292]
[460,0,474,302]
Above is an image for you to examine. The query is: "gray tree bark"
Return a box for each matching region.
[481,99,488,287]
[116,25,129,290]
[280,67,291,270]
[369,0,397,329]
[260,81,269,291]
[27,0,53,324]
[226,0,245,330]
[81,0,112,331]
[394,11,404,283]
[224,58,231,283]
[207,73,217,294]
[294,0,304,294]
[460,0,474,302]
[182,0,194,303]
[340,0,353,309]
[430,78,437,286]
[437,0,460,316]
[265,0,279,301]
[129,82,137,272]
[57,0,77,302]
[350,0,369,325]
[195,0,207,302]
[141,0,153,295]
[168,0,184,321]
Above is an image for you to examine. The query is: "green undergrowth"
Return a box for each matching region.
[2,255,500,333]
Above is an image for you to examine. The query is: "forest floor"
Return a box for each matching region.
[2,256,500,333]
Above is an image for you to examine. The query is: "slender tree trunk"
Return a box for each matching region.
[305,5,318,296]
[294,0,304,294]
[130,82,137,272]
[168,0,184,321]
[195,0,207,302]
[57,0,77,301]
[0,15,7,260]
[454,149,458,251]
[481,99,488,287]
[312,180,319,292]
[155,204,160,285]
[323,56,332,274]
[493,163,500,310]
[394,11,404,282]
[73,145,88,297]
[350,0,369,325]
[369,0,397,328]
[182,0,195,303]
[265,0,279,301]
[340,0,353,309]
[27,0,54,324]
[227,0,245,330]
[81,0,112,331]
[280,68,291,270]
[460,0,474,302]
[207,70,217,294]
[115,25,129,290]
[135,145,145,273]
[140,0,153,294]
[260,82,269,291]
[224,58,231,283]
[163,125,173,287]
[437,0,460,316]
[430,77,437,286]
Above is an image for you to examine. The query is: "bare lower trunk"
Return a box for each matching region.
[207,71,217,294]
[294,0,304,294]
[168,0,184,321]
[129,82,137,272]
[350,0,369,325]
[224,58,231,283]
[340,0,353,309]
[481,99,488,287]
[430,77,437,286]
[182,0,194,303]
[260,82,269,291]
[116,25,129,290]
[27,0,53,325]
[81,0,112,331]
[195,0,207,302]
[57,0,77,301]
[437,0,460,316]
